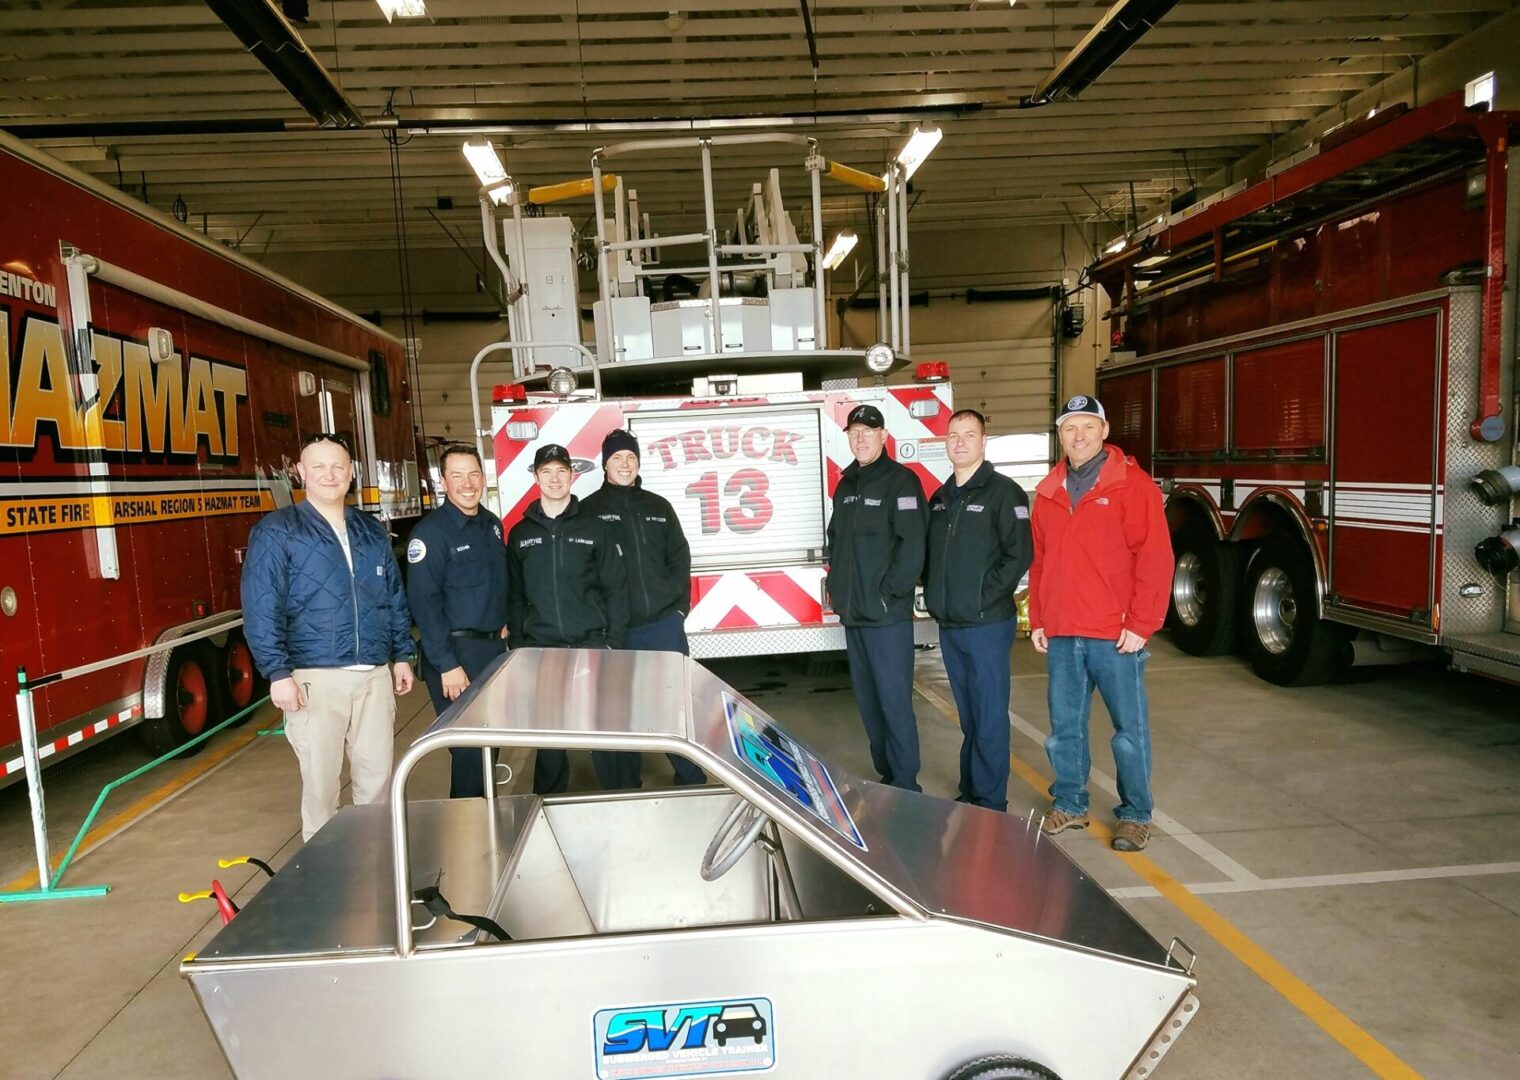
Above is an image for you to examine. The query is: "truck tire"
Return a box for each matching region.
[219,631,267,726]
[139,645,215,758]
[1167,521,1240,656]
[943,1056,1061,1080]
[1241,537,1350,686]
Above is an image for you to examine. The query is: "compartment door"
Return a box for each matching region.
[1329,312,1440,626]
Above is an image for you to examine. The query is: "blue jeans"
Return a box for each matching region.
[845,621,921,792]
[595,611,708,789]
[941,618,1017,811]
[1044,636,1153,823]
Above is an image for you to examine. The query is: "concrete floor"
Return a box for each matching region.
[1,637,1517,1079]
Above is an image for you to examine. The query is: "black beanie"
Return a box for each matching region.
[602,428,640,466]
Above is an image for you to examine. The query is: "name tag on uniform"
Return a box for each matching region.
[455,544,472,552]
[967,504,985,512]
[842,495,860,504]
[864,498,882,507]
[570,536,594,546]
[646,515,667,523]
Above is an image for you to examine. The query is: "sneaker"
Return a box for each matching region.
[1040,808,1090,835]
[1112,820,1151,852]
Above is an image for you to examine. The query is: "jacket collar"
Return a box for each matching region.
[526,494,580,527]
[296,496,361,536]
[440,497,485,529]
[843,452,890,481]
[1035,444,1128,502]
[933,460,995,505]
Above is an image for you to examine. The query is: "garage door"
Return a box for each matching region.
[918,337,1057,436]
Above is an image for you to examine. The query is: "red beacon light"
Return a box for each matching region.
[915,361,949,382]
[492,383,527,404]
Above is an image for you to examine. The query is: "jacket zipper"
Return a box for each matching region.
[627,490,653,618]
[549,525,566,642]
[344,517,360,660]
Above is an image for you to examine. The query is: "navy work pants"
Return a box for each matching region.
[421,635,506,799]
[940,618,1018,811]
[594,611,709,790]
[844,621,921,791]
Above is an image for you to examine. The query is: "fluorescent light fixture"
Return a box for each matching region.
[1103,236,1128,256]
[896,123,943,181]
[822,230,859,270]
[376,0,427,21]
[463,138,512,203]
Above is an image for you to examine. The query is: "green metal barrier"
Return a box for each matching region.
[0,695,274,904]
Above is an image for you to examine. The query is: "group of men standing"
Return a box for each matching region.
[826,394,1172,852]
[242,391,1171,854]
[240,428,702,842]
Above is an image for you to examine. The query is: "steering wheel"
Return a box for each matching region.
[700,797,771,882]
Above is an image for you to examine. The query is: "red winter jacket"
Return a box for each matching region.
[1028,445,1174,641]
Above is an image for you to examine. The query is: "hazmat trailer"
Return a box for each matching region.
[0,130,426,781]
[475,133,955,659]
[1089,94,1520,685]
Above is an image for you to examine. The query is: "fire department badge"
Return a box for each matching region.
[407,538,427,563]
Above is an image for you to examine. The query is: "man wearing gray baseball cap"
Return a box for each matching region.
[1028,395,1173,851]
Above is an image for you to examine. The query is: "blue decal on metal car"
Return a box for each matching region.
[593,997,775,1078]
[725,693,866,850]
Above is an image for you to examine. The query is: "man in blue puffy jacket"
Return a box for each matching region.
[241,433,415,841]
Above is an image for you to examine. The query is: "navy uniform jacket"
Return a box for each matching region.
[506,496,630,648]
[826,454,928,626]
[581,479,691,628]
[405,500,509,674]
[924,461,1032,628]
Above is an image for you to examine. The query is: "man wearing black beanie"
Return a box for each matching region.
[583,428,708,789]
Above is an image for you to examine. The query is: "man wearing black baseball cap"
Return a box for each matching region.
[506,442,630,794]
[1029,394,1173,851]
[827,402,929,792]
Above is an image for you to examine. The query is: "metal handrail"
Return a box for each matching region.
[469,339,602,481]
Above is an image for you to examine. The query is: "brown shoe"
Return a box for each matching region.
[1112,820,1151,851]
[1040,808,1090,835]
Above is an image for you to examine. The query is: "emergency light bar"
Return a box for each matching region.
[823,231,859,270]
[896,123,943,181]
[491,383,527,403]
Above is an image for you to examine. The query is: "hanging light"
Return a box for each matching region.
[822,230,859,271]
[375,0,427,21]
[896,123,943,181]
[463,138,512,204]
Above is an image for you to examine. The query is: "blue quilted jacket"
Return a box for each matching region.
[241,501,414,682]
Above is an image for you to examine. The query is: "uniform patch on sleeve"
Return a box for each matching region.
[406,537,427,563]
[1015,506,1029,519]
[897,496,918,510]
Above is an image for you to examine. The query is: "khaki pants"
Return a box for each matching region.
[285,666,396,841]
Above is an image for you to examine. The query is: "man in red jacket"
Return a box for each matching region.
[1029,395,1173,851]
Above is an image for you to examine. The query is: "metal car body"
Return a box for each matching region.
[182,648,1198,1079]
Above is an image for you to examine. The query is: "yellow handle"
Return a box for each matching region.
[825,160,887,193]
[178,890,211,903]
[183,952,198,963]
[217,857,250,869]
[528,175,619,205]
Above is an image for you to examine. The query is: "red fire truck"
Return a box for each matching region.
[480,134,954,658]
[0,131,425,782]
[1090,93,1520,685]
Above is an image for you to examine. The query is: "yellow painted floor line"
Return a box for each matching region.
[3,726,262,894]
[914,678,1423,1080]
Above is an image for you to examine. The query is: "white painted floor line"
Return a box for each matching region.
[1108,860,1520,899]
[1002,707,1262,882]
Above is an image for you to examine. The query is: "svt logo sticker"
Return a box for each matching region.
[593,997,774,1079]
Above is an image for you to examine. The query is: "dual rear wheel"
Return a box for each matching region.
[1168,523,1349,686]
[138,631,268,758]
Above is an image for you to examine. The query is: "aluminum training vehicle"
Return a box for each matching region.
[181,647,1199,1079]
